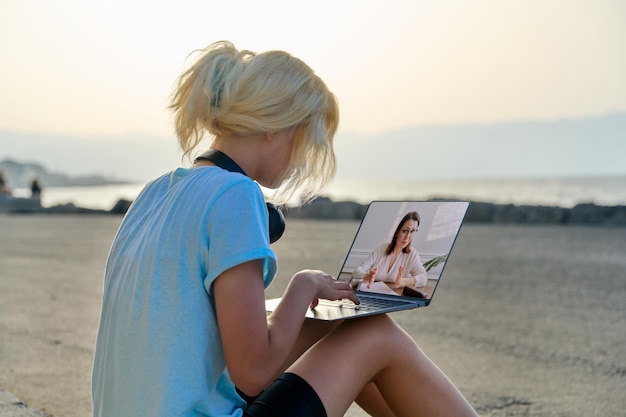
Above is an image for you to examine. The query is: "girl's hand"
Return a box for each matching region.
[365,267,378,288]
[296,270,359,308]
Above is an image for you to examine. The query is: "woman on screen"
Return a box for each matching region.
[354,211,428,289]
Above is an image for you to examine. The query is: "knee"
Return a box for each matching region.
[344,314,410,345]
[357,313,401,331]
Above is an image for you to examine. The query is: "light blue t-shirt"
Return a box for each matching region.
[92,166,277,417]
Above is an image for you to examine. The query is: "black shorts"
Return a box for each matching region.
[240,372,327,417]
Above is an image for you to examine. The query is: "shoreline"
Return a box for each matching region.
[2,195,626,226]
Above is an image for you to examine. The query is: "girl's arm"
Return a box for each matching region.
[213,260,357,396]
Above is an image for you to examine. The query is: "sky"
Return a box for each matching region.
[0,0,625,180]
[1,0,625,136]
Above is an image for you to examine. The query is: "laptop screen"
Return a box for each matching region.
[337,201,470,301]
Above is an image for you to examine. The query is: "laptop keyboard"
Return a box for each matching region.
[353,295,412,312]
[318,295,413,312]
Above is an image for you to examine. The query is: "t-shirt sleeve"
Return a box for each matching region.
[203,179,277,294]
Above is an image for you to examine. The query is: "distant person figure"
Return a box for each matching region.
[30,177,42,198]
[0,170,11,196]
[354,211,428,290]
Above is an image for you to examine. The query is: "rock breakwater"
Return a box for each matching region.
[285,197,626,226]
[3,196,625,226]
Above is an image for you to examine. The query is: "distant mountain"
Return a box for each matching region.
[1,113,625,183]
[333,112,626,180]
[0,131,184,183]
[0,158,130,188]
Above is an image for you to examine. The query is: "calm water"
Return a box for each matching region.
[9,175,626,211]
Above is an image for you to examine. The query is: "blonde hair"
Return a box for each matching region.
[168,41,339,204]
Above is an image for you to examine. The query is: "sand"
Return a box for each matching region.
[1,214,625,417]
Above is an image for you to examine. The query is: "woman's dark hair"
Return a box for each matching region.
[385,211,421,255]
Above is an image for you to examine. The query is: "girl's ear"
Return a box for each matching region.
[264,131,277,142]
[265,127,297,143]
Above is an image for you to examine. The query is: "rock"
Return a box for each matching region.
[284,197,367,220]
[285,198,626,226]
[0,196,43,213]
[110,199,133,214]
[569,203,626,225]
[0,389,50,417]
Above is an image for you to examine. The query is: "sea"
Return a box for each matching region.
[8,175,626,211]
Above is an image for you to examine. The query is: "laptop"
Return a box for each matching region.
[266,200,470,321]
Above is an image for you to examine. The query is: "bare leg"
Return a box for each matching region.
[279,319,341,373]
[282,319,397,417]
[287,314,478,417]
[355,383,395,417]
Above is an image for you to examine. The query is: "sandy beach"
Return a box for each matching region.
[1,214,625,417]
